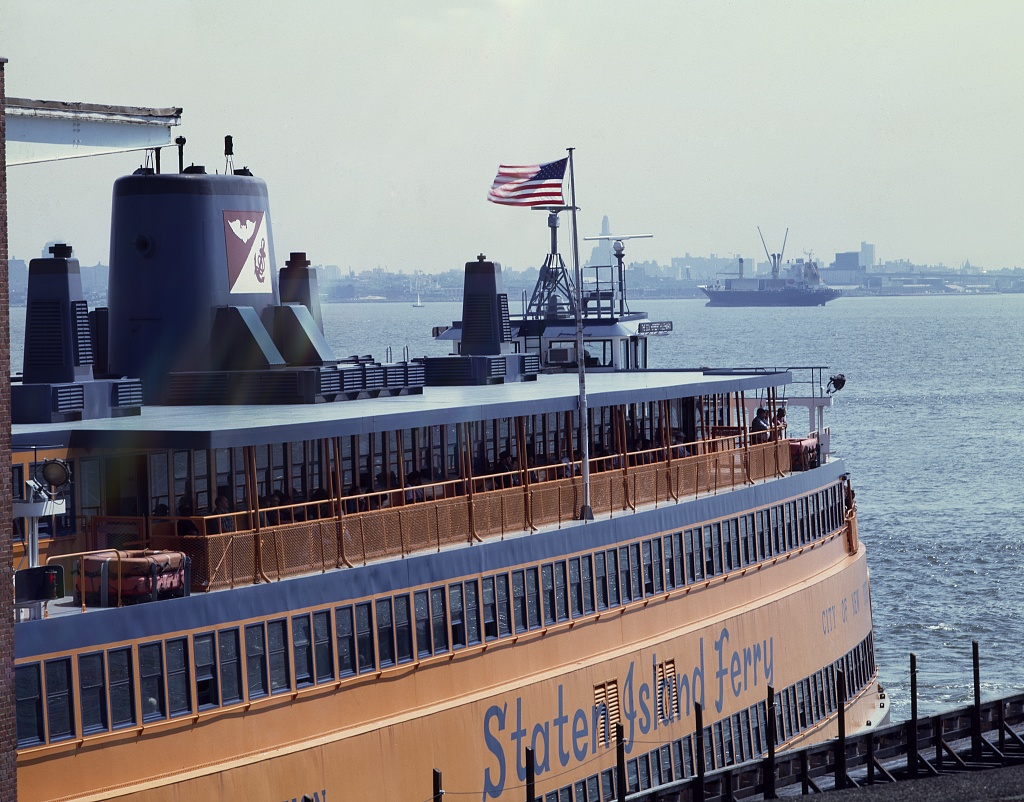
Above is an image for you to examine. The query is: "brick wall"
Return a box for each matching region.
[0,56,18,799]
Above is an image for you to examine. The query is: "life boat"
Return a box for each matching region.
[75,549,190,607]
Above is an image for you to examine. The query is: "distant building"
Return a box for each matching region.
[585,216,614,267]
[860,241,875,268]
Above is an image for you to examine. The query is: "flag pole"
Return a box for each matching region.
[567,148,593,521]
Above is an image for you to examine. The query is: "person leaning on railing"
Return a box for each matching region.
[750,407,771,444]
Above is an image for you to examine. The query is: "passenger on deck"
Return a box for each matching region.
[176,498,199,536]
[750,407,771,444]
[311,487,332,518]
[213,495,235,533]
[405,470,425,503]
[773,407,788,438]
[495,451,519,488]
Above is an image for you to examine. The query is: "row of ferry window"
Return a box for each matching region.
[14,485,850,747]
[542,633,876,802]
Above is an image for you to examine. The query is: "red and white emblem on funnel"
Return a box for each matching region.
[223,210,272,294]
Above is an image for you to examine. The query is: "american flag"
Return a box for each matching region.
[487,158,567,206]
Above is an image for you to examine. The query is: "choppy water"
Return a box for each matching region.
[11,294,1024,720]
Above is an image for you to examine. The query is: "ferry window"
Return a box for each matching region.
[651,539,664,594]
[651,747,662,786]
[430,587,449,653]
[601,769,615,801]
[79,652,108,734]
[268,619,291,692]
[293,614,315,686]
[218,629,242,705]
[415,591,432,656]
[449,584,466,649]
[722,716,735,765]
[375,600,395,667]
[336,606,357,675]
[496,574,512,637]
[724,519,738,571]
[594,553,608,610]
[140,642,166,720]
[663,534,677,588]
[512,570,527,633]
[166,637,192,717]
[755,702,768,753]
[629,542,643,597]
[569,558,582,617]
[108,647,135,729]
[626,758,639,793]
[581,555,594,614]
[464,580,481,646]
[193,633,219,709]
[244,625,268,699]
[809,495,820,539]
[354,603,375,673]
[618,546,632,602]
[12,464,24,503]
[542,565,556,625]
[482,578,498,640]
[702,725,715,770]
[772,507,784,553]
[525,568,541,629]
[787,502,797,549]
[684,529,699,582]
[739,711,752,762]
[606,549,620,606]
[16,664,44,747]
[553,561,568,621]
[313,610,335,680]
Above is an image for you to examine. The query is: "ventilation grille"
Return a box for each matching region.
[486,357,506,377]
[594,680,621,748]
[498,293,512,341]
[52,384,85,413]
[462,294,493,344]
[111,380,143,407]
[25,301,65,368]
[522,353,541,374]
[656,659,678,722]
[72,300,94,366]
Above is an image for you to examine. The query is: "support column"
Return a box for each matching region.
[0,54,19,799]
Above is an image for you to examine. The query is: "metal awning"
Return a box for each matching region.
[5,97,182,165]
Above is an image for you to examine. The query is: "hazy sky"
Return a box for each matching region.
[4,1,1024,272]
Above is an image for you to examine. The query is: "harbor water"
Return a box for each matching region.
[10,293,1023,722]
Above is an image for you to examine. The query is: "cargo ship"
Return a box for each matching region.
[11,144,883,802]
[701,230,842,307]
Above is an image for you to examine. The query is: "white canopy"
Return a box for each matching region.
[5,97,181,165]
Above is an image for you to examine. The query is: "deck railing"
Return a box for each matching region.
[88,437,793,592]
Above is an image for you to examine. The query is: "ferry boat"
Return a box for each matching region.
[11,146,884,802]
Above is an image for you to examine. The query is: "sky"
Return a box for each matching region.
[3,1,1024,273]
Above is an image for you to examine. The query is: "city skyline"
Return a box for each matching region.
[3,2,1023,273]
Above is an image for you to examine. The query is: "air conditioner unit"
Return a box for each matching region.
[548,348,575,364]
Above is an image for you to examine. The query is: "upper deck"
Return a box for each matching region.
[13,368,792,451]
